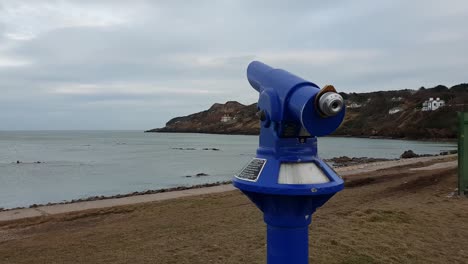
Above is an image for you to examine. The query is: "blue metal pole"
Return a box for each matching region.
[267,225,309,264]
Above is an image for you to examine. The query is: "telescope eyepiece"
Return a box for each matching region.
[318,92,344,117]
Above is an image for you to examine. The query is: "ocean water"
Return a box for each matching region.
[0,131,456,209]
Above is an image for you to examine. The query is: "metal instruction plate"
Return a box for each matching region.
[236,158,266,182]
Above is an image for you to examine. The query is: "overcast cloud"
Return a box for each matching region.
[0,0,467,130]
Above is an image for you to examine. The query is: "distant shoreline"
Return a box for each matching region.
[145,130,457,142]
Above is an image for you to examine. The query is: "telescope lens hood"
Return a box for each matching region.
[318,92,344,117]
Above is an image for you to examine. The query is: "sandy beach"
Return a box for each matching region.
[0,154,466,264]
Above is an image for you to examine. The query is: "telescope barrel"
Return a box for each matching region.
[247,61,313,94]
[247,61,275,92]
[246,61,345,136]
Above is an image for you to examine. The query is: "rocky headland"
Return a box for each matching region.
[146,101,259,135]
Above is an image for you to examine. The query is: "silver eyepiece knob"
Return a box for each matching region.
[318,92,344,117]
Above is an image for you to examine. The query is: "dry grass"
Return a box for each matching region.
[1,164,467,264]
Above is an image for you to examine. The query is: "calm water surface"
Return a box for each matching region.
[0,131,456,208]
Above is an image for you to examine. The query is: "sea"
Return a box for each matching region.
[0,131,457,209]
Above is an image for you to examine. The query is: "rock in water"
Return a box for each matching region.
[401,150,418,159]
[203,148,220,151]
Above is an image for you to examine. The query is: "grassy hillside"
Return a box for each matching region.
[336,84,468,139]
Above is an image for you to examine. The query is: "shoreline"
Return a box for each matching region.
[145,130,458,142]
[0,156,408,212]
[0,181,231,212]
[0,154,456,218]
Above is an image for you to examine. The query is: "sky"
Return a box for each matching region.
[0,0,467,130]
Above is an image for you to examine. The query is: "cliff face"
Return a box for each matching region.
[147,84,468,139]
[146,101,260,135]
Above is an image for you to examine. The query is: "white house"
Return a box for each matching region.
[391,97,404,102]
[347,102,362,109]
[422,97,445,111]
[220,114,232,123]
[389,107,403,115]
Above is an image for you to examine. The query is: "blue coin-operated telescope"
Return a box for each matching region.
[233,61,346,264]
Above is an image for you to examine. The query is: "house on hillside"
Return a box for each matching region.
[389,107,403,115]
[347,102,362,109]
[391,97,404,102]
[220,114,233,123]
[422,97,445,111]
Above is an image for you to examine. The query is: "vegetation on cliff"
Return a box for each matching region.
[146,84,468,139]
